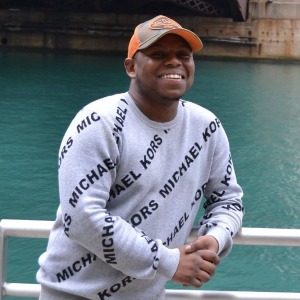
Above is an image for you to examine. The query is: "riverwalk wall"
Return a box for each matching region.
[0,0,299,60]
[199,0,300,60]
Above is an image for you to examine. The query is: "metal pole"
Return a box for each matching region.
[0,220,7,300]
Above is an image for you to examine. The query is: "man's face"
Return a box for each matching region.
[131,34,195,103]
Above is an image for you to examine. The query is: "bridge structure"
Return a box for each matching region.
[0,0,249,21]
[0,0,300,60]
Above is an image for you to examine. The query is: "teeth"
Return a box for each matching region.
[161,74,182,79]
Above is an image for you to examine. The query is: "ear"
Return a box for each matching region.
[124,58,136,79]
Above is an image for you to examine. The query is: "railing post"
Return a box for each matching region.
[0,220,7,300]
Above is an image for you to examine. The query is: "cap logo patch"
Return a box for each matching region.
[149,16,182,30]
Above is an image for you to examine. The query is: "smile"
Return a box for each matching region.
[160,74,184,79]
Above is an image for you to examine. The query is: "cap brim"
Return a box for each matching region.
[138,28,203,52]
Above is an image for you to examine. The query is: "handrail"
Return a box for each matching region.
[1,219,300,300]
[189,226,300,246]
[3,284,300,300]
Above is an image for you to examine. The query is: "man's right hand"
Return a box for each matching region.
[172,245,220,288]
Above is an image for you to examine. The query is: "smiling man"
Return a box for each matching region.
[37,15,244,300]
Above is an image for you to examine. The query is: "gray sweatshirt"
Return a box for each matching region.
[37,92,244,300]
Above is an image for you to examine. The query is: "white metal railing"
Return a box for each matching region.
[1,219,300,300]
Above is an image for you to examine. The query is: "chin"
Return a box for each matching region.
[164,93,185,101]
[163,88,189,101]
[161,98,181,105]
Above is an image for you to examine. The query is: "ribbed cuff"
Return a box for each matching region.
[157,246,180,279]
[200,226,233,258]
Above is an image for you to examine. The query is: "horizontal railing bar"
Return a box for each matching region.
[3,283,300,300]
[0,220,53,238]
[189,226,300,246]
[1,219,300,300]
[3,283,40,297]
[234,227,300,246]
[166,289,300,300]
[1,219,300,246]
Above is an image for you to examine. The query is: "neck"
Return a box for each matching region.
[128,91,179,123]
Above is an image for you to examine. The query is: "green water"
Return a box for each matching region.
[1,49,300,299]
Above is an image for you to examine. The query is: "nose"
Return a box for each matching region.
[164,54,182,67]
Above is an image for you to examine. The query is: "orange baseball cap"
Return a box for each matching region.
[127,15,203,58]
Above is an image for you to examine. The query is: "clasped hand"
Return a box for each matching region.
[172,235,220,288]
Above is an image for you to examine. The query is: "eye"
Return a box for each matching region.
[177,51,192,60]
[149,51,165,59]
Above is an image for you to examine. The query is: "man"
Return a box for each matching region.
[37,15,244,300]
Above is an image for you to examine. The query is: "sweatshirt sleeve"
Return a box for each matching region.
[58,107,179,280]
[198,120,244,258]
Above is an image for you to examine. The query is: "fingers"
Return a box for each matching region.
[199,250,220,266]
[185,244,193,253]
[183,277,202,288]
[181,264,213,287]
[185,235,219,254]
[194,256,216,281]
[185,237,220,266]
[172,247,220,288]
[186,247,220,266]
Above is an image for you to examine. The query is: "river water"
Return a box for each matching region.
[1,49,300,299]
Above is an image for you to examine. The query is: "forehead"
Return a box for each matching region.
[148,34,192,50]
